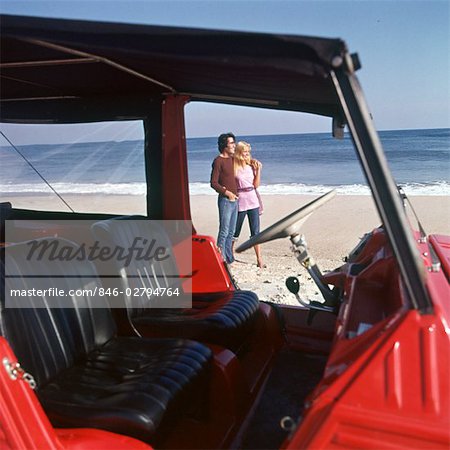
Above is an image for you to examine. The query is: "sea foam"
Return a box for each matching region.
[2,181,449,196]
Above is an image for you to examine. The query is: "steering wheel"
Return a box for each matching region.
[235,189,336,253]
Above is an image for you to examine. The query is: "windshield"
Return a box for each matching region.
[182,102,448,308]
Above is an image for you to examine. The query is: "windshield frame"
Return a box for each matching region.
[331,60,432,313]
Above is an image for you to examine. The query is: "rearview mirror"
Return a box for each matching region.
[332,116,345,139]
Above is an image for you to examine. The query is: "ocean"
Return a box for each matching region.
[1,128,449,196]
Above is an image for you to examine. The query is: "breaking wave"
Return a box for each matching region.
[189,181,450,196]
[2,181,449,196]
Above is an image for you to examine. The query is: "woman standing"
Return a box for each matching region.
[232,141,265,268]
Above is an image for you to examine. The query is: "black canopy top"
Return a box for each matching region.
[0,14,349,123]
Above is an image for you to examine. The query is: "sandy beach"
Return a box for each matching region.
[191,194,450,304]
[5,193,449,305]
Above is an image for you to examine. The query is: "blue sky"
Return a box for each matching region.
[1,0,449,142]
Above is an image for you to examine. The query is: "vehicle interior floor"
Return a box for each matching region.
[238,347,328,450]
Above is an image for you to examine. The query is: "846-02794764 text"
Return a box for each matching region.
[9,287,181,298]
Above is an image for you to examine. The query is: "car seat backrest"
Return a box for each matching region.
[1,238,116,387]
[92,218,184,317]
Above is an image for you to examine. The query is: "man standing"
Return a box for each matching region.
[210,132,238,264]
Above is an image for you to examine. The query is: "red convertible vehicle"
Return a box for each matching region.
[1,14,449,449]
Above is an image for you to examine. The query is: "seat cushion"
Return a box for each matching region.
[92,218,261,350]
[133,290,260,351]
[38,337,212,443]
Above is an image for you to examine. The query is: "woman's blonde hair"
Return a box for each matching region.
[234,141,251,175]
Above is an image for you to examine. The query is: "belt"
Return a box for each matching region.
[237,186,255,193]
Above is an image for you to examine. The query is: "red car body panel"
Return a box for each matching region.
[284,231,450,449]
[0,337,153,450]
[286,310,449,449]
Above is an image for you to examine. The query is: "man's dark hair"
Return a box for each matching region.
[217,132,235,152]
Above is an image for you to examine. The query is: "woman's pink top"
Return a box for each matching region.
[235,165,259,212]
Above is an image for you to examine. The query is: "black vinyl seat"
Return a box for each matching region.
[132,289,260,350]
[92,218,260,350]
[1,238,212,444]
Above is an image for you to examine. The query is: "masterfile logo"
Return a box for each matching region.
[4,219,193,309]
[25,237,170,267]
